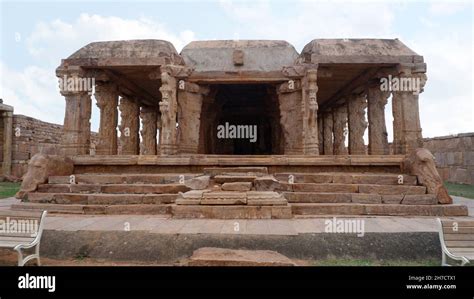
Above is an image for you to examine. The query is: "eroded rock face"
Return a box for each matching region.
[404,148,452,204]
[16,154,74,200]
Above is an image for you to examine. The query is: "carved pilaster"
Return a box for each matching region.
[333,104,348,155]
[302,69,319,155]
[323,111,334,155]
[95,82,118,155]
[367,81,390,155]
[140,106,157,155]
[347,93,367,155]
[119,96,140,155]
[277,81,303,154]
[177,82,206,154]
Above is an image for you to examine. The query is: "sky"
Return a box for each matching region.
[0,0,472,140]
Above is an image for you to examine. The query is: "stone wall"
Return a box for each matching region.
[0,114,97,178]
[423,133,474,185]
[10,115,64,177]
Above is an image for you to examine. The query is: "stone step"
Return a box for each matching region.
[172,205,292,219]
[176,191,287,206]
[48,174,202,185]
[278,183,426,194]
[214,175,257,183]
[11,202,172,215]
[188,247,296,266]
[204,167,268,177]
[290,203,468,216]
[274,173,417,185]
[284,192,438,205]
[37,183,190,194]
[27,192,176,205]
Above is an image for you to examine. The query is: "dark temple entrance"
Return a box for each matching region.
[198,84,283,155]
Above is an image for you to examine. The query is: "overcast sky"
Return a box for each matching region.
[0,0,472,139]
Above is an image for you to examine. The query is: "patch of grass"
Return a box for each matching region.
[445,182,474,199]
[310,259,440,266]
[0,182,21,199]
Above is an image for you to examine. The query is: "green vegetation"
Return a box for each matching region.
[445,182,474,199]
[0,182,20,199]
[310,259,440,266]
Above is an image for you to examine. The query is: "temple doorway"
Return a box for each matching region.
[198,84,283,155]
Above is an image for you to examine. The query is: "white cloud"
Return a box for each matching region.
[0,62,64,125]
[26,13,196,65]
[219,0,396,50]
[1,14,197,129]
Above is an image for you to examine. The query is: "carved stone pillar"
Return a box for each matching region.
[392,91,403,154]
[2,111,13,175]
[59,71,92,156]
[322,111,334,155]
[177,82,206,154]
[318,116,324,154]
[333,104,348,155]
[303,69,319,155]
[159,71,178,155]
[95,82,118,155]
[392,71,426,154]
[277,80,303,154]
[347,93,367,155]
[140,106,157,155]
[119,96,140,155]
[367,82,390,155]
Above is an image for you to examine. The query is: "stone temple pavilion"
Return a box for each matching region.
[15,39,467,218]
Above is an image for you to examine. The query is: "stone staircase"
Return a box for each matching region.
[12,156,468,218]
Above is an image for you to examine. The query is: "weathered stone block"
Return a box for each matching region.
[381,195,403,204]
[402,194,437,205]
[188,247,296,266]
[254,176,280,191]
[222,182,252,191]
[351,194,381,204]
[185,175,210,190]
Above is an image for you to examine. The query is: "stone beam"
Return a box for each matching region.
[102,69,156,106]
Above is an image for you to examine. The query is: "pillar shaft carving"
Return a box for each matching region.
[177,82,205,154]
[333,104,348,155]
[322,111,334,155]
[95,82,118,155]
[347,93,367,155]
[140,106,157,155]
[392,72,426,154]
[159,71,178,155]
[59,70,92,156]
[367,83,390,155]
[302,69,319,155]
[277,81,303,154]
[119,96,140,155]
